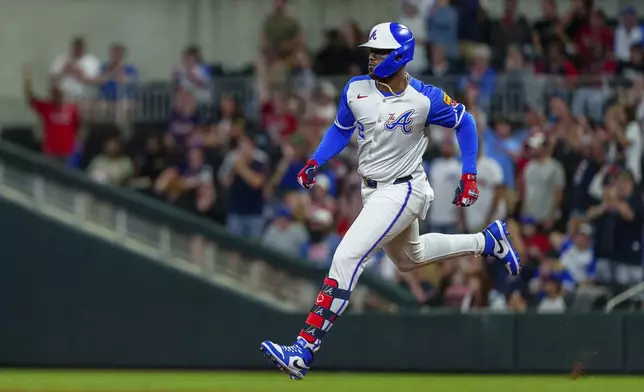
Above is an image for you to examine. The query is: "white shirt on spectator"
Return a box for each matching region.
[625,120,643,182]
[174,64,212,104]
[464,156,505,232]
[560,245,595,284]
[50,53,101,101]
[614,24,644,62]
[428,156,461,226]
[537,297,566,313]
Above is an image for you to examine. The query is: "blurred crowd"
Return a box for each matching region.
[17,0,644,312]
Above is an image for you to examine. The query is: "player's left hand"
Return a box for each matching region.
[452,174,479,207]
[296,159,319,189]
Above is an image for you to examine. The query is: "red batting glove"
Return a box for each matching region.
[452,174,479,207]
[296,159,319,189]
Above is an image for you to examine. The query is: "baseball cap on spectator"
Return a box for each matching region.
[315,173,331,192]
[520,216,538,226]
[621,5,637,16]
[273,205,293,220]
[309,208,333,228]
[577,222,593,237]
[526,132,546,149]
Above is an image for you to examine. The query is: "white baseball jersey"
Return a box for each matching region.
[334,75,466,183]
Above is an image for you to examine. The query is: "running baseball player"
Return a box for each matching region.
[260,22,521,380]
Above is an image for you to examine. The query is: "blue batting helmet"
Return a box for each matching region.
[359,22,415,78]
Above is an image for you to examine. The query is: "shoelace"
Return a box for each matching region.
[283,345,300,353]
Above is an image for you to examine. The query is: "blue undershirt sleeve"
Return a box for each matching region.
[455,112,478,175]
[422,84,478,175]
[310,80,356,166]
[311,123,353,166]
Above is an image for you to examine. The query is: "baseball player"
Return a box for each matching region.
[260,22,521,380]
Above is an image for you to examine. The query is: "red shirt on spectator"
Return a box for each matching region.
[261,101,298,139]
[523,232,552,258]
[534,59,578,76]
[30,98,79,157]
[575,24,613,63]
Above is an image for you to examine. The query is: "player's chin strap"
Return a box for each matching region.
[376,73,411,98]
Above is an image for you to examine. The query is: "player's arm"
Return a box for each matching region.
[424,86,479,207]
[297,82,356,189]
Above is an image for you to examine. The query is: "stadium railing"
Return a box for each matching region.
[0,141,416,312]
[80,73,632,125]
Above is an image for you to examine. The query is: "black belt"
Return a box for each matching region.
[363,175,413,189]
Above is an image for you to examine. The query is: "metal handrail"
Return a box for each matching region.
[604,282,644,313]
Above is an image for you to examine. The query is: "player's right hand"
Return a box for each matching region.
[296,159,319,189]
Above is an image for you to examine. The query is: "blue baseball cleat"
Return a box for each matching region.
[482,220,521,276]
[260,337,314,380]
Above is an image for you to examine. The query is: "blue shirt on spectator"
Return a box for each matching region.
[483,128,519,188]
[426,4,459,58]
[168,109,200,148]
[559,239,597,284]
[99,64,138,101]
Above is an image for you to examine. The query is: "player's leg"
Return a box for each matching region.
[385,217,521,275]
[260,181,420,379]
[384,218,481,271]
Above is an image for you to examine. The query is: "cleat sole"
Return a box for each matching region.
[259,345,304,380]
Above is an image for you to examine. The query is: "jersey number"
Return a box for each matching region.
[384,109,415,135]
[356,121,365,141]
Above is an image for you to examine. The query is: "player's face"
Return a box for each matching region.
[368,48,392,79]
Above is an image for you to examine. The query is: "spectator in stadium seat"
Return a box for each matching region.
[488,0,531,71]
[529,251,575,303]
[571,44,616,122]
[300,208,340,267]
[587,169,643,287]
[130,135,169,193]
[261,206,308,258]
[574,10,613,65]
[172,45,212,105]
[23,63,80,165]
[268,134,311,197]
[313,29,355,76]
[290,50,316,99]
[521,132,566,231]
[305,173,336,216]
[536,278,567,313]
[557,222,597,288]
[427,137,461,234]
[532,0,566,58]
[616,42,644,80]
[534,40,577,76]
[340,18,369,75]
[219,134,269,239]
[399,0,428,74]
[307,81,337,132]
[563,0,593,44]
[261,0,303,62]
[167,89,200,150]
[425,45,459,78]
[484,118,522,194]
[614,6,644,64]
[459,45,496,113]
[97,43,138,122]
[87,136,134,186]
[570,138,606,216]
[520,216,552,263]
[428,0,460,60]
[49,36,101,104]
[462,138,505,233]
[212,93,245,150]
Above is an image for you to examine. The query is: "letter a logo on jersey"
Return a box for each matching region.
[385,109,415,135]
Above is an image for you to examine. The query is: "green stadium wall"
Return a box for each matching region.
[0,197,642,373]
